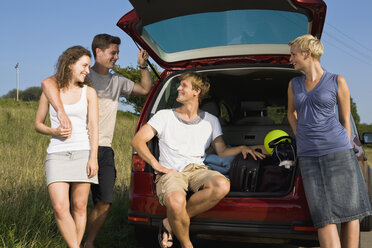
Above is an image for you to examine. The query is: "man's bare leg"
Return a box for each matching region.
[163,191,192,248]
[161,175,230,248]
[83,201,110,248]
[186,175,230,217]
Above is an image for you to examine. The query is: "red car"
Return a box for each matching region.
[117,0,372,246]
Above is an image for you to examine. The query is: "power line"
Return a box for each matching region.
[323,31,372,61]
[321,22,372,67]
[322,39,372,66]
[325,22,372,55]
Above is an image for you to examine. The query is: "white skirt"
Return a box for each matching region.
[45,150,98,186]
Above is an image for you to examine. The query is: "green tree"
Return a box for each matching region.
[2,89,19,99]
[21,87,42,101]
[2,87,42,101]
[113,64,161,113]
[358,123,372,137]
[350,97,360,126]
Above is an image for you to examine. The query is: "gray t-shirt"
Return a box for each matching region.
[88,69,134,147]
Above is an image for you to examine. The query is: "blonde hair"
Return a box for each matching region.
[179,72,210,103]
[289,34,324,61]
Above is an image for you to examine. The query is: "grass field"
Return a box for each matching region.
[1,98,372,248]
[364,147,372,163]
[0,99,138,248]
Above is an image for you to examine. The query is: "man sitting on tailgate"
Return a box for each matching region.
[131,72,265,248]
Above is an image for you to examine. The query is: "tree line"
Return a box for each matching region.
[2,87,43,101]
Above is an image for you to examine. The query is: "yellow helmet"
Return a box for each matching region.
[264,129,290,154]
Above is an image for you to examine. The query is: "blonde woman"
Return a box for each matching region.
[287,34,372,247]
[35,46,98,248]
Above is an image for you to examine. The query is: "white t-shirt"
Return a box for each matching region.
[88,70,134,147]
[147,109,222,172]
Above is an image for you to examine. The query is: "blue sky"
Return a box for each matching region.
[1,0,372,124]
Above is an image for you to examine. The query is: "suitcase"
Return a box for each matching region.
[229,153,260,192]
[257,156,294,192]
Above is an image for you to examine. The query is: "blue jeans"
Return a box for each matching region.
[299,149,372,228]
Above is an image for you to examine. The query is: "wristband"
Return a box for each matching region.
[139,65,148,70]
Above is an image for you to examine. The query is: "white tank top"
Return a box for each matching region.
[47,85,90,153]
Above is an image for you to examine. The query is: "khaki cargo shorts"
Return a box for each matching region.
[155,163,224,206]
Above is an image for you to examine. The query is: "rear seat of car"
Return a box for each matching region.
[234,101,274,125]
[222,124,293,147]
[201,100,292,147]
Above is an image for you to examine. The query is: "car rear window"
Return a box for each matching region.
[144,9,309,53]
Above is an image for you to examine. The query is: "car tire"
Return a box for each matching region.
[360,190,372,231]
[134,226,159,248]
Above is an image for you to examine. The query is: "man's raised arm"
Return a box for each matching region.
[41,75,71,129]
[131,49,153,95]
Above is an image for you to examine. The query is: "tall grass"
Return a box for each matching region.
[1,98,371,247]
[0,99,138,247]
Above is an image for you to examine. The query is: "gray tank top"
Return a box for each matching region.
[291,71,352,157]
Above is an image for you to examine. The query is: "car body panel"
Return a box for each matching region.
[129,172,312,223]
[117,0,326,69]
[117,0,372,246]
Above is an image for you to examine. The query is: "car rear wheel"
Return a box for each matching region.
[134,226,160,248]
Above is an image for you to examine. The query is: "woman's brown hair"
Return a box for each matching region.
[55,46,91,89]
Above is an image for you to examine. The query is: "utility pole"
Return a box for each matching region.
[15,63,19,101]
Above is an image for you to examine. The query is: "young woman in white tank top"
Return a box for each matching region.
[35,46,98,248]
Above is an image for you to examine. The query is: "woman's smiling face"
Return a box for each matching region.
[70,55,91,83]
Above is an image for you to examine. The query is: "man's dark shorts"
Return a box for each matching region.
[91,146,116,204]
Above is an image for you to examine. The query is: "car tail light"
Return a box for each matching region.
[293,226,317,232]
[128,215,149,223]
[132,154,146,172]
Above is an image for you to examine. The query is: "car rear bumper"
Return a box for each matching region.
[129,210,318,245]
[129,173,318,245]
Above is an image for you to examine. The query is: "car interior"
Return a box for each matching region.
[148,66,304,195]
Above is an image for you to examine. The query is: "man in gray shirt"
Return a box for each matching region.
[41,34,153,248]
